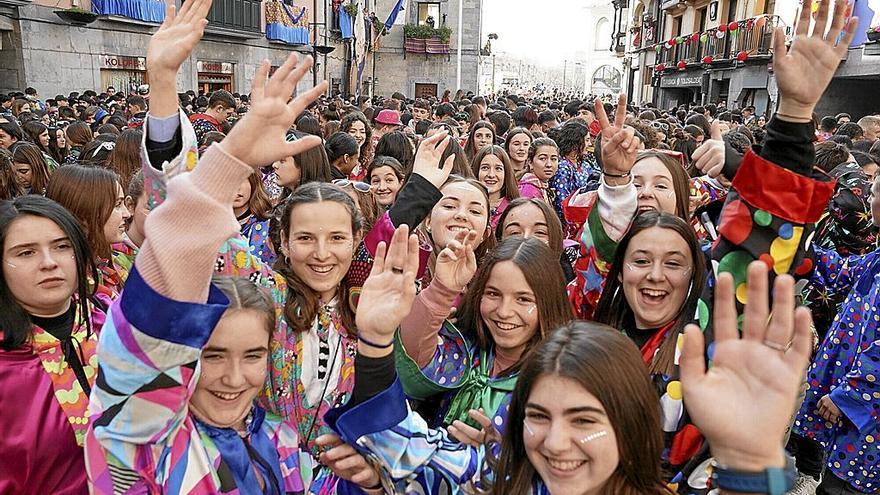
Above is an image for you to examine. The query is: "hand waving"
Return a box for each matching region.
[434,229,478,292]
[594,94,639,177]
[356,225,420,355]
[412,131,456,189]
[316,434,382,490]
[448,409,498,448]
[680,261,813,471]
[220,55,328,168]
[773,0,858,119]
[146,0,212,76]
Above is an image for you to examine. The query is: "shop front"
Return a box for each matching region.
[99,55,147,95]
[657,72,706,109]
[197,61,235,93]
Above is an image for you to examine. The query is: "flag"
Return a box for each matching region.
[383,0,405,31]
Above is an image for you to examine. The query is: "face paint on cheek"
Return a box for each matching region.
[527,305,536,315]
[579,430,608,444]
[524,420,536,437]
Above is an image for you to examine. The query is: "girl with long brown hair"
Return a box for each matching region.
[471,145,520,228]
[396,236,574,439]
[10,142,51,195]
[45,164,131,300]
[107,129,143,193]
[464,120,496,163]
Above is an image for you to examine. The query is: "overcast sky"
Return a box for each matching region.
[481,0,586,66]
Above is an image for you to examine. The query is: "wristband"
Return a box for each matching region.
[712,454,796,494]
[357,333,394,349]
[602,169,631,179]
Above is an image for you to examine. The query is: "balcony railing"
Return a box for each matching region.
[651,15,780,71]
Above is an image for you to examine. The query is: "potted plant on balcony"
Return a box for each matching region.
[54,6,99,25]
[867,25,880,42]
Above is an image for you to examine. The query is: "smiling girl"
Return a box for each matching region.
[396,236,573,435]
[464,120,496,162]
[471,145,520,228]
[367,156,404,208]
[504,127,533,181]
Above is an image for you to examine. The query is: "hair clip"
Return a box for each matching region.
[580,430,608,444]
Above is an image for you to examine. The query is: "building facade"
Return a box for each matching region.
[583,0,626,96]
[620,0,880,117]
[364,0,483,98]
[0,0,482,100]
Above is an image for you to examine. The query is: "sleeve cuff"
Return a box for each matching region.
[828,385,876,434]
[119,266,230,348]
[731,149,835,224]
[145,112,181,143]
[325,378,409,445]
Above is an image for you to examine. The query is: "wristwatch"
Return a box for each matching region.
[712,454,796,494]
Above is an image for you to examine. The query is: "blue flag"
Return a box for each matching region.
[383,0,405,31]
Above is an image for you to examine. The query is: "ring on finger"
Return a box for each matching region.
[762,339,790,352]
[391,267,405,274]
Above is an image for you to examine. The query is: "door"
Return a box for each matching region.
[414,83,438,99]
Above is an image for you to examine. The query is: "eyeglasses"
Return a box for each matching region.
[333,179,372,193]
[650,121,669,131]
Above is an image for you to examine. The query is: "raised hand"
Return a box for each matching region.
[147,0,212,76]
[356,225,420,356]
[692,120,725,178]
[773,0,858,120]
[412,131,456,189]
[680,261,813,471]
[146,0,212,118]
[315,434,382,490]
[433,229,479,292]
[594,94,639,179]
[219,55,328,168]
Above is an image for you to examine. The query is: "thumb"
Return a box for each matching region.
[709,120,723,141]
[285,135,323,159]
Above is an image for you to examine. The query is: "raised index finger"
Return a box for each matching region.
[594,96,611,131]
[613,93,628,128]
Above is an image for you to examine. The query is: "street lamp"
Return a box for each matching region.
[485,33,499,94]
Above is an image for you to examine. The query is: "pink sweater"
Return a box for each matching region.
[136,144,253,302]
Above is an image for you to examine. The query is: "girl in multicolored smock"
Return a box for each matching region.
[471,145,521,229]
[546,120,600,234]
[0,195,106,495]
[46,164,132,303]
[395,236,574,441]
[518,138,560,204]
[326,272,810,495]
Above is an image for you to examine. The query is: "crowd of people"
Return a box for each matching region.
[0,0,877,494]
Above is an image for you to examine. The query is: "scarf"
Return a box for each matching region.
[443,349,517,428]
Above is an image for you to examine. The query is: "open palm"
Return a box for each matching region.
[220,55,328,168]
[772,0,857,114]
[681,263,812,468]
[356,225,421,340]
[434,229,478,291]
[146,0,212,75]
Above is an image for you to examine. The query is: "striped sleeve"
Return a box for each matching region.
[85,267,229,491]
[326,379,482,493]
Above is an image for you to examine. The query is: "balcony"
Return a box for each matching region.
[403,24,452,58]
[652,15,780,73]
[265,0,310,45]
[202,0,262,36]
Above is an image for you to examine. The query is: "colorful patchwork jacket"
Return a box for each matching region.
[85,268,314,494]
[547,155,601,237]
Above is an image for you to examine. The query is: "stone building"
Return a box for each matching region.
[0,0,482,99]
[619,0,880,116]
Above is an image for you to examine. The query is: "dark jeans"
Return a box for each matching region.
[817,472,869,495]
[786,434,825,480]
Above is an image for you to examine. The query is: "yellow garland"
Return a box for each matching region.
[265,0,310,28]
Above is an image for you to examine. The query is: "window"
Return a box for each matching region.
[695,6,707,32]
[593,66,622,92]
[595,18,613,51]
[418,2,441,27]
[671,14,682,37]
[198,0,262,33]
